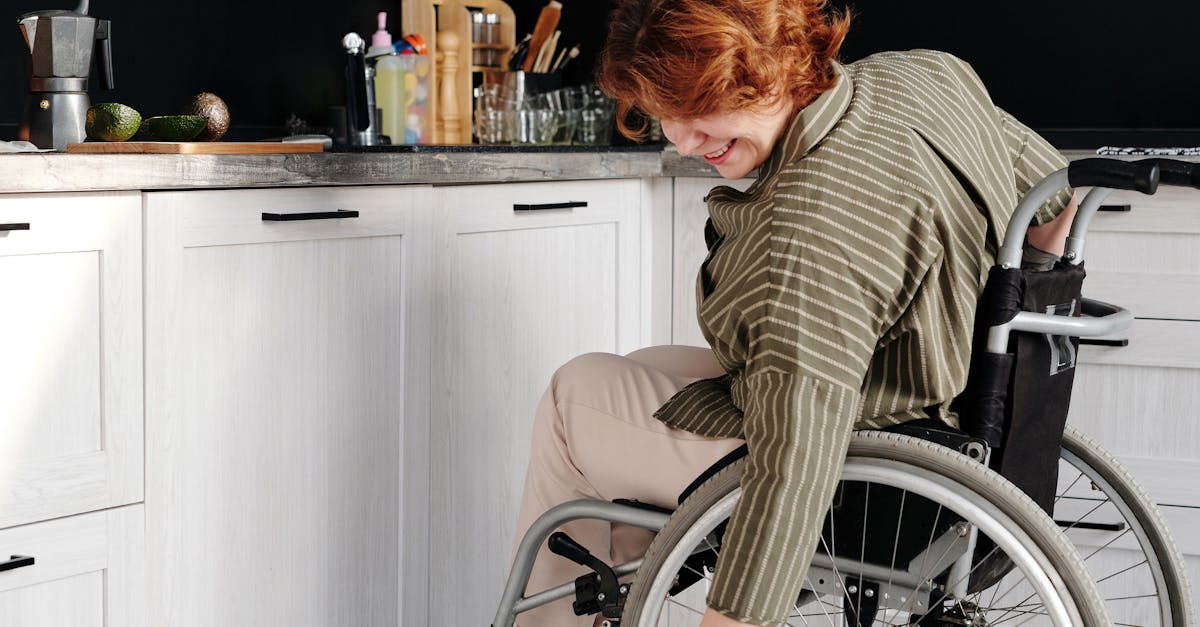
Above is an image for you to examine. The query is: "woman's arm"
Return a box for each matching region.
[1025,191,1080,256]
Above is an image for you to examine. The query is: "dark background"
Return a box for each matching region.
[4,0,1200,146]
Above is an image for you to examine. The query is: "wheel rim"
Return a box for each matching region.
[1056,445,1174,625]
[634,457,1083,626]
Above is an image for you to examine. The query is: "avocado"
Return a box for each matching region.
[181,92,231,141]
[141,115,209,141]
[85,103,142,142]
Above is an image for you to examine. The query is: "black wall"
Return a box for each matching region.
[4,0,1199,146]
[0,0,610,141]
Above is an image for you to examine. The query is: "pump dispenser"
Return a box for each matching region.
[369,11,405,143]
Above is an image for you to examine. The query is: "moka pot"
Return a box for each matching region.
[18,0,115,150]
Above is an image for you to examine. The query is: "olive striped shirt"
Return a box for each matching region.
[653,50,1070,625]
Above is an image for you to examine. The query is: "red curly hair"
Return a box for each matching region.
[597,0,851,139]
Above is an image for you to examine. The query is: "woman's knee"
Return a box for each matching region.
[551,352,626,393]
[623,345,724,379]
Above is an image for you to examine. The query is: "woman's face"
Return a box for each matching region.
[659,98,797,180]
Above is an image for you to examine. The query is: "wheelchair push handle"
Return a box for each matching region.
[1139,158,1200,189]
[1068,158,1159,194]
[999,159,1161,269]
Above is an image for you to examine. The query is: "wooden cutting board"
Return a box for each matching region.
[66,141,324,154]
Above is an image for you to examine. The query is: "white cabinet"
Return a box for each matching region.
[1066,185,1200,616]
[1068,187,1200,501]
[0,192,143,530]
[671,177,753,347]
[0,504,145,627]
[143,186,432,627]
[427,179,648,625]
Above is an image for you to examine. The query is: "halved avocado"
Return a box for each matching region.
[141,115,209,141]
[86,102,142,142]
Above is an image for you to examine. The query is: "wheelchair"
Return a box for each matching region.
[494,159,1195,626]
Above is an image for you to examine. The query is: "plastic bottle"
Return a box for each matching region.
[369,12,406,144]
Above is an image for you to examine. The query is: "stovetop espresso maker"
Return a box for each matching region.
[17,0,115,150]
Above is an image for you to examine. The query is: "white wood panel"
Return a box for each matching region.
[1070,362,1200,465]
[1085,186,1200,234]
[429,179,644,626]
[145,186,431,627]
[1084,271,1200,321]
[0,192,143,530]
[671,177,754,347]
[642,177,675,346]
[1076,318,1200,369]
[0,504,145,627]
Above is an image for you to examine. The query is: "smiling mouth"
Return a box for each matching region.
[703,139,736,164]
[705,141,733,159]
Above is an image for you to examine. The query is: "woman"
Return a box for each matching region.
[511,1,1077,625]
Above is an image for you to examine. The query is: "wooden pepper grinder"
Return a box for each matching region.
[437,30,464,144]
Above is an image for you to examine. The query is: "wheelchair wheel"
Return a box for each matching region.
[622,430,1109,626]
[1056,426,1194,626]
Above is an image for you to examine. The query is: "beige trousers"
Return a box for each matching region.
[511,346,746,627]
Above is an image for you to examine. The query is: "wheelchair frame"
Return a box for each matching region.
[493,158,1183,627]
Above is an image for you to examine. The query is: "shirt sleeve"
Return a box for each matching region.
[705,184,940,625]
[996,107,1071,225]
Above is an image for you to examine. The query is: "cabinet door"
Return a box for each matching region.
[1077,185,1200,320]
[144,186,431,627]
[429,179,645,626]
[672,177,752,347]
[0,504,145,627]
[0,192,142,530]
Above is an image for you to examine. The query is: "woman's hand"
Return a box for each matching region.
[699,607,759,627]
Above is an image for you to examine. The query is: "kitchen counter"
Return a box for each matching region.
[0,147,667,194]
[2,146,1189,194]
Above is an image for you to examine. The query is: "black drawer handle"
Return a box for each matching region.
[1055,519,1127,532]
[513,201,587,212]
[1079,338,1129,347]
[261,210,360,222]
[1,222,31,231]
[1097,204,1131,212]
[0,555,35,573]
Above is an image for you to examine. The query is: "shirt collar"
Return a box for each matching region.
[757,62,854,180]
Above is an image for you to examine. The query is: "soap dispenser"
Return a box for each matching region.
[369,12,405,145]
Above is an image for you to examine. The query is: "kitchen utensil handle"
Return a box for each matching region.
[513,201,587,212]
[0,223,31,232]
[262,210,360,221]
[0,555,35,573]
[95,20,114,91]
[346,53,370,132]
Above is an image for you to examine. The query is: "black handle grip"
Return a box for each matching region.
[1068,158,1159,194]
[1139,158,1200,189]
[547,532,592,565]
[1097,204,1131,212]
[0,555,35,573]
[345,52,370,132]
[513,201,588,212]
[95,20,114,91]
[1079,338,1129,347]
[1,223,31,231]
[262,210,359,221]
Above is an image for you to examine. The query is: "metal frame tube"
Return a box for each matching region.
[1062,187,1114,265]
[492,500,670,627]
[985,298,1132,354]
[996,169,1071,269]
